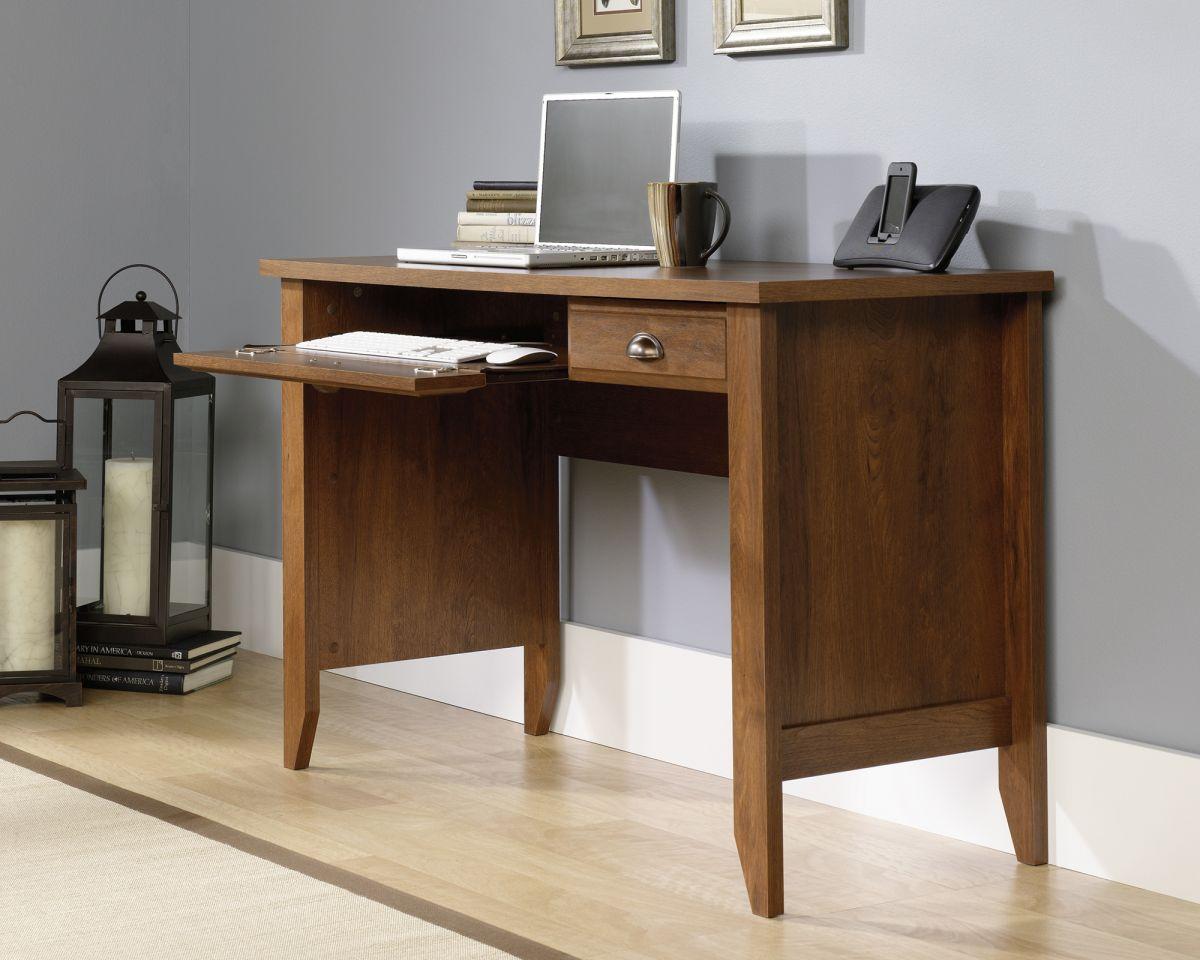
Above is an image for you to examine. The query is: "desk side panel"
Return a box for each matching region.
[280,281,564,671]
[776,295,1008,728]
[312,383,558,669]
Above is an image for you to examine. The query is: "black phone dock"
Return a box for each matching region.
[834,183,980,273]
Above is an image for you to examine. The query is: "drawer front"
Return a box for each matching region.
[568,299,727,392]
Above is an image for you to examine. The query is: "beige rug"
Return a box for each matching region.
[0,743,576,960]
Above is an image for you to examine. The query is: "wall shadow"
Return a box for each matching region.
[710,145,881,261]
[977,201,1200,755]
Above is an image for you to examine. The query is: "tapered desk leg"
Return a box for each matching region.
[999,292,1048,863]
[281,280,320,771]
[524,617,560,735]
[525,387,561,736]
[728,304,785,918]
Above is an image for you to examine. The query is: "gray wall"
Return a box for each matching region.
[0,0,189,461]
[4,1,1196,754]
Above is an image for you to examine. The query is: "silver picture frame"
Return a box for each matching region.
[555,0,676,67]
[713,0,848,56]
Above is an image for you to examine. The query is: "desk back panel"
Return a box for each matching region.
[552,382,729,477]
[775,295,1008,727]
[298,280,568,349]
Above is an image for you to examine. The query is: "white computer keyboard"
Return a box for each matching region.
[294,331,515,366]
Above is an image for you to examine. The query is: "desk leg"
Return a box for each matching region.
[998,292,1046,864]
[999,292,1048,863]
[728,304,785,918]
[525,389,561,736]
[281,282,320,771]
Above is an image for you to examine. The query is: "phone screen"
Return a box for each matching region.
[881,175,911,235]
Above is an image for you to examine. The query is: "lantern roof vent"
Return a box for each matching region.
[100,290,180,324]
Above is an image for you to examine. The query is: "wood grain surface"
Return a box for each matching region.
[998,292,1048,866]
[275,280,563,768]
[552,382,729,477]
[3,653,1190,960]
[261,257,1053,305]
[568,299,727,392]
[772,295,1008,729]
[726,302,785,918]
[281,280,321,770]
[781,697,1013,780]
[176,348,489,396]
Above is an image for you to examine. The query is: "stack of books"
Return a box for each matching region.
[78,630,241,695]
[456,180,537,245]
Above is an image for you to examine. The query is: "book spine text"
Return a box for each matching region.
[455,224,536,244]
[457,211,537,227]
[465,198,538,213]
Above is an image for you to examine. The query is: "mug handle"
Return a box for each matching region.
[701,190,732,262]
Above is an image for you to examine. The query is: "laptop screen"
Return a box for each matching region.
[538,94,677,248]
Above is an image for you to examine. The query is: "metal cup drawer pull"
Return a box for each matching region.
[626,331,665,362]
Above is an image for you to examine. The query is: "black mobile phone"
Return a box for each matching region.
[877,162,917,239]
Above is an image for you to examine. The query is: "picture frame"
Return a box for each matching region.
[713,0,848,56]
[555,0,676,67]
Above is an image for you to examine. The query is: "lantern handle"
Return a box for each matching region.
[0,410,63,426]
[95,263,181,340]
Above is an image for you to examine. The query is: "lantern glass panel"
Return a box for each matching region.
[170,395,211,617]
[73,399,104,608]
[0,511,65,674]
[73,397,159,620]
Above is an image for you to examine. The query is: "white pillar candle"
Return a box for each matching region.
[0,518,57,672]
[103,457,153,616]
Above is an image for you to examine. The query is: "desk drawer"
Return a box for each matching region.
[568,299,727,392]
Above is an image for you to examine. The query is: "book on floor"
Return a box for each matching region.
[76,629,241,663]
[80,655,236,695]
[77,643,240,674]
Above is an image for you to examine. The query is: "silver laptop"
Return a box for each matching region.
[397,90,680,269]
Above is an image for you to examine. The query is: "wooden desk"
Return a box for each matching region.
[178,257,1053,918]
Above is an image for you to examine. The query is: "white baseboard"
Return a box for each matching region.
[212,546,1200,905]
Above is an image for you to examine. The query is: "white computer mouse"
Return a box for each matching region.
[485,346,558,366]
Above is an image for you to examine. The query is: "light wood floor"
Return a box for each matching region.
[3,651,1199,960]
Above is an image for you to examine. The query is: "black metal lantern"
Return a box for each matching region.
[0,411,85,705]
[57,265,216,648]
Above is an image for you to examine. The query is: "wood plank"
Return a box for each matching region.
[552,382,729,478]
[175,348,488,396]
[310,385,560,670]
[726,302,785,918]
[260,257,1053,305]
[5,655,1194,960]
[774,295,1008,728]
[780,697,1013,780]
[281,279,320,771]
[998,291,1048,866]
[524,382,561,737]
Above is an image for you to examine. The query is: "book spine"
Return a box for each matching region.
[455,224,536,244]
[77,653,190,673]
[80,669,185,694]
[465,198,537,213]
[76,642,186,660]
[472,181,537,192]
[467,190,537,201]
[457,211,537,227]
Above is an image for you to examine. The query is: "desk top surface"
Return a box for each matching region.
[261,257,1053,305]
